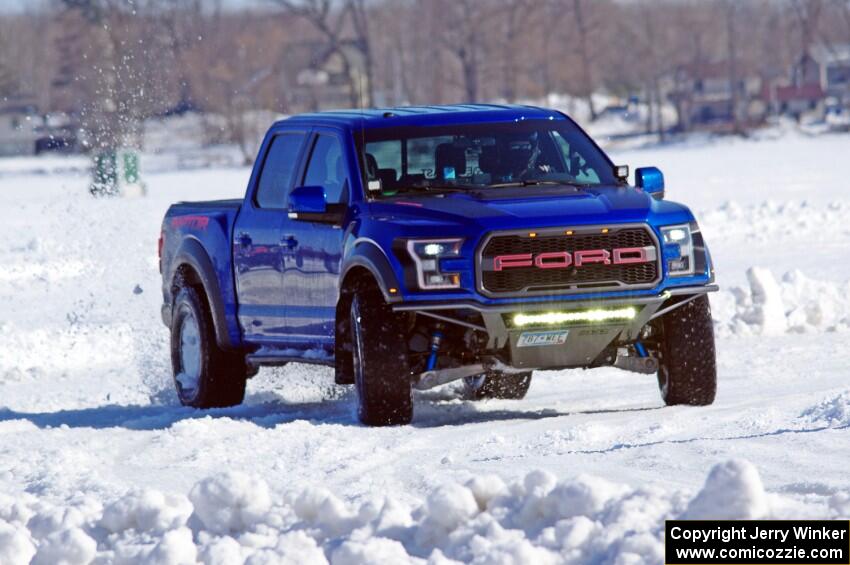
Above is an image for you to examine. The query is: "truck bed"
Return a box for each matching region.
[159,199,244,348]
[171,199,243,209]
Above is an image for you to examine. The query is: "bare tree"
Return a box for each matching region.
[183,7,281,163]
[269,0,373,107]
[842,0,850,39]
[156,0,205,109]
[0,21,23,99]
[438,0,493,102]
[496,0,538,103]
[345,0,375,105]
[724,1,743,134]
[571,0,599,120]
[792,0,825,56]
[57,0,151,150]
[0,0,840,141]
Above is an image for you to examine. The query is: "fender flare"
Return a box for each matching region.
[341,239,402,303]
[166,238,235,350]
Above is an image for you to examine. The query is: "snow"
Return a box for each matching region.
[32,527,97,565]
[683,460,768,520]
[190,473,272,535]
[712,268,850,336]
[101,489,193,535]
[739,267,788,335]
[801,392,850,428]
[0,521,36,565]
[0,462,840,563]
[0,131,849,563]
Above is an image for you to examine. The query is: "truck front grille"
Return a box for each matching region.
[477,225,660,297]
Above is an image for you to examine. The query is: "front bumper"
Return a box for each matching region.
[394,284,718,370]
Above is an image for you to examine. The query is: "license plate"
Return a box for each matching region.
[517,330,569,348]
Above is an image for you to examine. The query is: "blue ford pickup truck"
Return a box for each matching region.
[159,104,717,426]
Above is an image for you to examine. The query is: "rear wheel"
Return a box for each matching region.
[334,298,355,385]
[656,294,717,406]
[463,371,532,400]
[171,286,247,408]
[350,286,412,426]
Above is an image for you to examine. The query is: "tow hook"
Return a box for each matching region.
[614,353,659,374]
[413,364,485,391]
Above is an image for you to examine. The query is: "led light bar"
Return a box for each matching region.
[514,307,637,327]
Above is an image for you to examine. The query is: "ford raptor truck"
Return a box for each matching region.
[159,104,718,426]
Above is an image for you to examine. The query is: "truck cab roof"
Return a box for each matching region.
[277,104,567,131]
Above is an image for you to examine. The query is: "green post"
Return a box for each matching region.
[90,149,118,196]
[89,148,146,197]
[123,151,140,185]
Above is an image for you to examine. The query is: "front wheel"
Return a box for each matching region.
[171,286,247,408]
[656,294,717,406]
[463,371,532,400]
[350,287,412,426]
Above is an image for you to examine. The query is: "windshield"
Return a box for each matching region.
[358,119,617,197]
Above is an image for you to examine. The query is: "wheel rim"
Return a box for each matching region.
[658,365,670,400]
[177,311,202,395]
[463,374,487,392]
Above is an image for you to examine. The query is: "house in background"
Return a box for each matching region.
[667,61,765,131]
[0,102,83,157]
[276,40,369,113]
[763,44,850,119]
[803,44,850,105]
[0,98,41,157]
[761,82,823,119]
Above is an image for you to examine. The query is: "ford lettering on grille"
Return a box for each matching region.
[478,227,660,296]
[493,246,652,271]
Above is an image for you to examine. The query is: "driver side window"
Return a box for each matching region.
[302,134,348,205]
[255,132,305,209]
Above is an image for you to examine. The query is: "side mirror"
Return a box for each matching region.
[635,167,665,200]
[289,185,345,225]
[290,185,327,214]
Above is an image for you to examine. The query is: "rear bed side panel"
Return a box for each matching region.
[161,204,244,350]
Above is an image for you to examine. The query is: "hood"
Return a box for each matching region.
[368,185,693,233]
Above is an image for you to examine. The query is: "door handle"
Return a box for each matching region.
[282,235,298,249]
[237,232,252,247]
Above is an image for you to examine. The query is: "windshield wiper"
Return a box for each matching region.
[487,179,590,189]
[393,182,480,195]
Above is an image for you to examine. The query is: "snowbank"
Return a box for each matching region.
[713,267,850,336]
[0,460,842,564]
[701,200,848,243]
[800,392,850,429]
[684,460,768,520]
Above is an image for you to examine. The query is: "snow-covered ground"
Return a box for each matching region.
[1,131,849,563]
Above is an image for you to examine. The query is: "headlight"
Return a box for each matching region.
[407,239,463,289]
[661,223,695,276]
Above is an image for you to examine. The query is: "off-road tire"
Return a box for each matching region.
[463,371,532,400]
[656,294,717,406]
[171,286,247,408]
[350,286,412,426]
